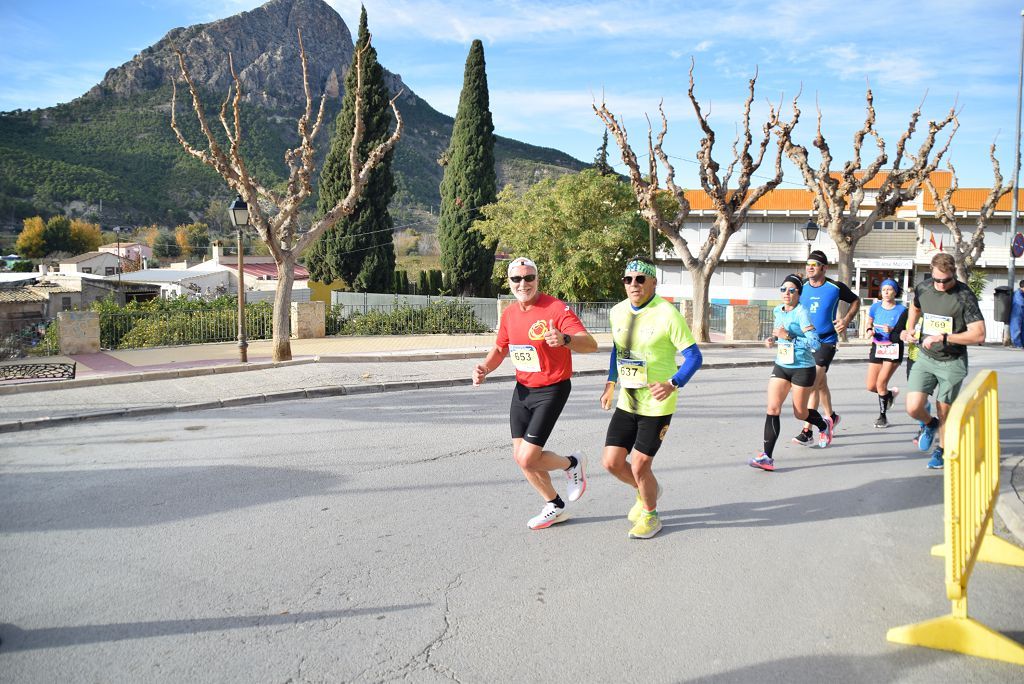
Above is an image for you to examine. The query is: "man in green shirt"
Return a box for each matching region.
[600,256,702,539]
[900,253,986,469]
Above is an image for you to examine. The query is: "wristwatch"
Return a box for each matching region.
[562,333,571,346]
[669,377,679,388]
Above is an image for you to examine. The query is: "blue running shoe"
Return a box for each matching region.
[926,447,944,470]
[918,419,937,453]
[918,399,932,429]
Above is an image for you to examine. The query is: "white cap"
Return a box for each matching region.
[507,257,538,276]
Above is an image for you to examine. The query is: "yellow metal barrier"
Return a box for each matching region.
[887,370,1024,664]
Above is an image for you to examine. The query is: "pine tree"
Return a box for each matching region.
[308,7,396,292]
[437,39,497,297]
[593,130,614,176]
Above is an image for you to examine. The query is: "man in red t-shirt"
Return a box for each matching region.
[473,257,598,530]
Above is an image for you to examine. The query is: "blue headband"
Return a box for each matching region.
[880,279,898,291]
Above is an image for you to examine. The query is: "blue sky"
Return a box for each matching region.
[1,0,1022,189]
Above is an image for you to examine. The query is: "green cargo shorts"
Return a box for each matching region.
[907,352,969,405]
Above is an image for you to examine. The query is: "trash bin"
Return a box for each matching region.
[994,286,1013,324]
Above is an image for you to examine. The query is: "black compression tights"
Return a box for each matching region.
[763,414,781,457]
[765,409,827,458]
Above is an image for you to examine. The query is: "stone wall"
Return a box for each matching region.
[290,301,325,339]
[57,311,100,354]
[726,305,760,342]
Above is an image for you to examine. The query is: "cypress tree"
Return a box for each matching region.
[308,7,396,292]
[593,130,614,176]
[437,39,497,297]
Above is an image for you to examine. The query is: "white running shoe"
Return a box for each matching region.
[527,503,570,530]
[565,451,587,502]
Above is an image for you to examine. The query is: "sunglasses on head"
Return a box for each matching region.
[509,274,536,283]
[780,286,798,294]
[932,275,955,285]
[622,275,647,285]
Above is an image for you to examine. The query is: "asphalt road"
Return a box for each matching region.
[2,358,1023,682]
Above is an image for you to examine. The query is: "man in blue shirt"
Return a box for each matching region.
[793,250,860,445]
[1011,279,1024,348]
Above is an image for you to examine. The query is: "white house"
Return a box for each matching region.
[189,244,310,297]
[58,251,122,276]
[117,268,231,299]
[98,241,153,261]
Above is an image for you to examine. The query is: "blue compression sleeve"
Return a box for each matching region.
[670,344,702,389]
[608,346,619,383]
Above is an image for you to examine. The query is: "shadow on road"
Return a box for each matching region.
[0,465,342,533]
[654,476,941,533]
[0,603,429,652]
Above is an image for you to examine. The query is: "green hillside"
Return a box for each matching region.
[0,88,586,231]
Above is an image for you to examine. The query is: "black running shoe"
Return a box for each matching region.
[792,429,814,446]
[873,413,888,429]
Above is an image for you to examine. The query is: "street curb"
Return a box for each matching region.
[0,357,871,433]
[996,455,1024,546]
[0,358,317,396]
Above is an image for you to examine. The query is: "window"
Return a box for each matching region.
[873,220,915,231]
[81,267,92,274]
[104,267,115,276]
[61,297,72,310]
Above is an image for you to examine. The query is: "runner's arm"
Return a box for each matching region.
[797,326,821,352]
[890,308,909,339]
[607,345,619,383]
[670,344,702,390]
[473,345,508,385]
[901,305,921,342]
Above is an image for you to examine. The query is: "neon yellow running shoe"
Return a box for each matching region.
[627,483,663,523]
[628,511,662,539]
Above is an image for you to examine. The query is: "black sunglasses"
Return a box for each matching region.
[932,275,955,285]
[509,274,536,283]
[779,286,799,294]
[622,275,647,285]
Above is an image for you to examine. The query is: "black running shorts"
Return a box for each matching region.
[813,342,837,370]
[510,379,571,447]
[604,407,673,458]
[770,364,817,387]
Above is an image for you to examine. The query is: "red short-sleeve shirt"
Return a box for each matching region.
[496,294,587,388]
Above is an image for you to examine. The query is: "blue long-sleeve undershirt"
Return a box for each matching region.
[607,343,703,389]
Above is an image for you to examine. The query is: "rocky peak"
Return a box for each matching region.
[86,0,409,110]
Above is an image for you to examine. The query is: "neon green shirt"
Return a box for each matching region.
[609,295,696,416]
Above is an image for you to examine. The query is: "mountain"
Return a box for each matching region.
[0,0,585,232]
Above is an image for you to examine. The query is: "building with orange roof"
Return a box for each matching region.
[653,176,1022,342]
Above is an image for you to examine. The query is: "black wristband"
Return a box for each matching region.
[563,333,571,346]
[942,333,948,346]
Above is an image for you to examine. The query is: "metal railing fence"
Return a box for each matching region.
[709,303,727,334]
[99,307,273,349]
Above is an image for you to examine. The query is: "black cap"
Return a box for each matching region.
[808,250,828,266]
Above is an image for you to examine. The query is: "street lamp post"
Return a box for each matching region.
[113,225,122,287]
[803,218,819,258]
[229,195,250,363]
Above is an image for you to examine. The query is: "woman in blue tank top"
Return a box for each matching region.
[864,279,908,429]
[749,274,835,472]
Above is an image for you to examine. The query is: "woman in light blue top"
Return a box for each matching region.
[750,274,834,471]
[865,279,908,428]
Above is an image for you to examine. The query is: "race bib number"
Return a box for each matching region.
[776,340,795,365]
[922,313,953,335]
[616,358,648,389]
[509,344,541,372]
[874,342,899,360]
